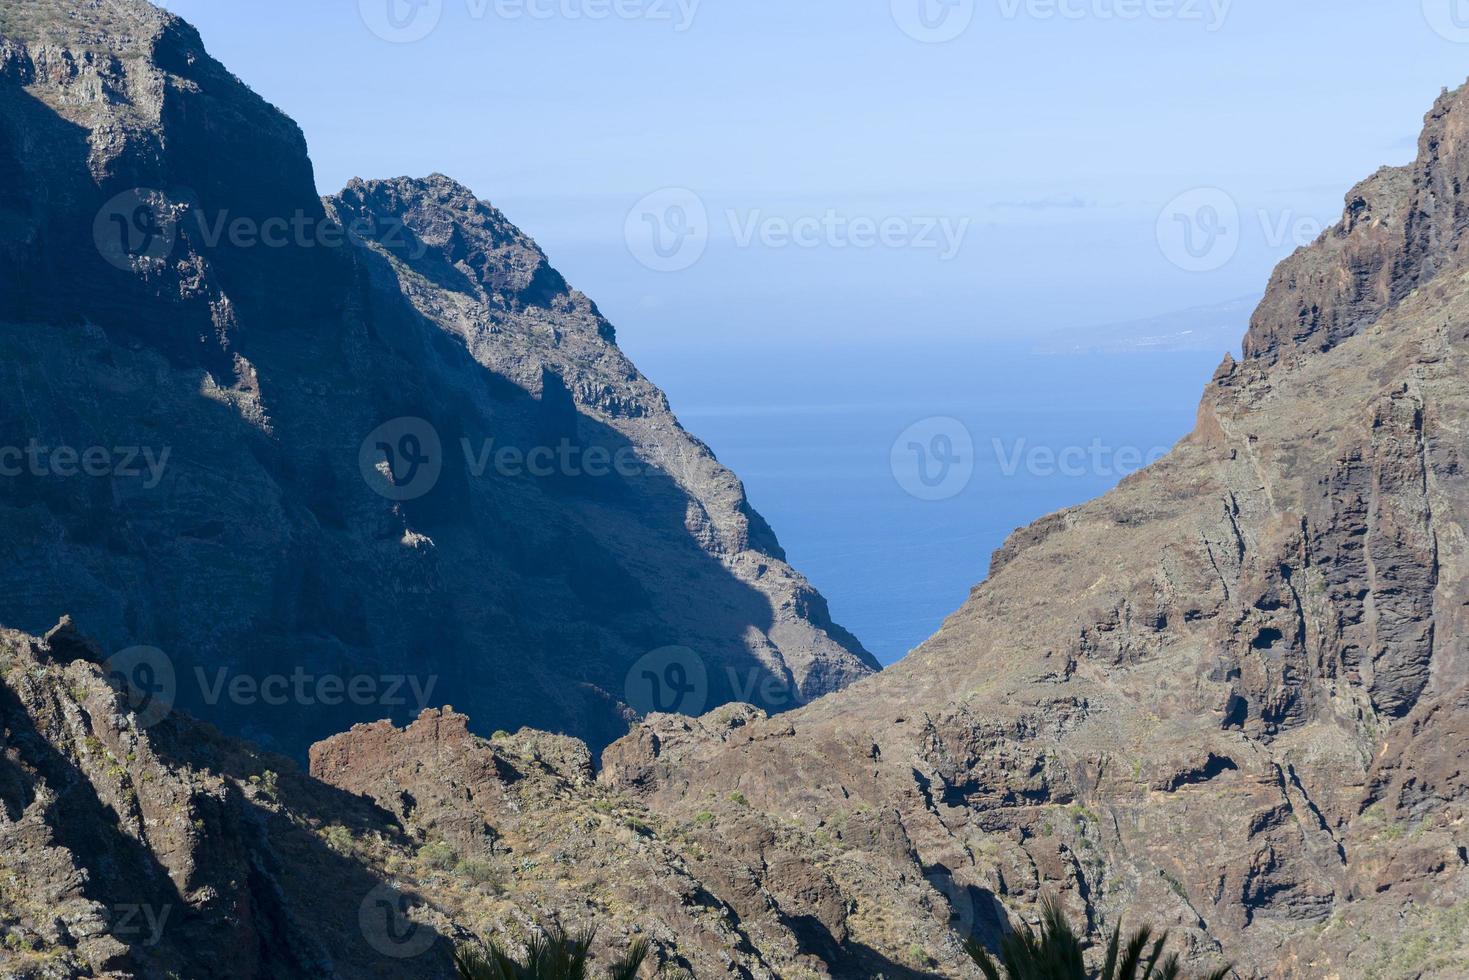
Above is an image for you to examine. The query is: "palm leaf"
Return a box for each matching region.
[1140,934,1168,980]
[1115,926,1154,980]
[1100,924,1122,980]
[608,937,650,980]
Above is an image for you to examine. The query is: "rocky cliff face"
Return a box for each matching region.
[0,624,909,978]
[593,85,1469,978]
[0,0,875,759]
[3,1,1468,978]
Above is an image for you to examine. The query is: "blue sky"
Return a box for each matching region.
[158,0,1469,356]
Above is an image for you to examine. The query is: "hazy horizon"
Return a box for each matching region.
[156,0,1469,354]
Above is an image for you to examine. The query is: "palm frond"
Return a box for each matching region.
[454,943,517,980]
[608,937,650,980]
[964,934,1006,980]
[1140,933,1168,980]
[1100,924,1122,980]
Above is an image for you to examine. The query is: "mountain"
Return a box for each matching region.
[0,0,876,759]
[0,621,845,978]
[3,1,1468,978]
[597,83,1469,977]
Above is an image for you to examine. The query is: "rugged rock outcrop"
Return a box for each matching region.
[0,0,875,760]
[1243,83,1469,365]
[592,83,1469,978]
[0,624,918,978]
[0,622,465,978]
[3,1,1469,978]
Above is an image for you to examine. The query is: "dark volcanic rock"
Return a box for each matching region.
[0,0,876,760]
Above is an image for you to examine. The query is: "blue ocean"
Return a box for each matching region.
[634,342,1226,665]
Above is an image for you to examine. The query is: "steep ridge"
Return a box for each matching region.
[0,0,875,759]
[0,622,918,978]
[1244,83,1469,364]
[598,85,1469,977]
[3,2,1468,977]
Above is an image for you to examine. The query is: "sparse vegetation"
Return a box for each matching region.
[324,825,356,855]
[965,895,1232,980]
[453,925,648,980]
[248,769,280,800]
[419,840,457,870]
[454,858,504,890]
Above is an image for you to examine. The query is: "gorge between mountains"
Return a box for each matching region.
[0,1,1467,978]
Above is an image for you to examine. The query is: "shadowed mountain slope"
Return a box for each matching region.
[0,0,876,759]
